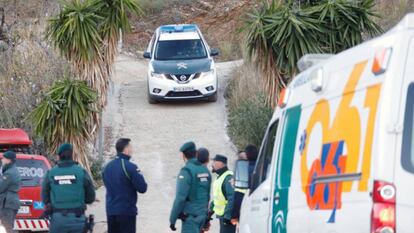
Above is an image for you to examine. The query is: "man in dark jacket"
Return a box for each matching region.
[0,150,21,233]
[42,143,96,233]
[103,138,148,233]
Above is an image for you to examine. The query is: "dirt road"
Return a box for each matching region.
[88,55,241,233]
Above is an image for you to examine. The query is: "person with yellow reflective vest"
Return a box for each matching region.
[209,154,235,233]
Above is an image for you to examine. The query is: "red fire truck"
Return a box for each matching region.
[0,128,51,232]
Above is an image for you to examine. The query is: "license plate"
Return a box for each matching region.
[173,87,194,92]
[17,206,30,214]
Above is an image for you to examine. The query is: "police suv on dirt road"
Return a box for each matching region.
[143,24,219,104]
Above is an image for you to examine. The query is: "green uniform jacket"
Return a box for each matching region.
[42,160,96,207]
[0,163,21,210]
[210,167,235,220]
[170,158,211,225]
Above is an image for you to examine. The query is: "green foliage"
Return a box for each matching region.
[228,95,273,149]
[46,0,103,63]
[29,79,97,168]
[244,0,382,106]
[90,155,104,182]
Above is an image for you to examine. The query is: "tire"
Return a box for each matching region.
[147,92,158,104]
[207,92,218,102]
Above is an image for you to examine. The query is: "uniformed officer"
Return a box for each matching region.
[0,150,21,233]
[210,154,235,233]
[169,141,212,233]
[42,143,96,233]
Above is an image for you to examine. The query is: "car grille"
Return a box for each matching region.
[166,73,201,83]
[166,90,203,97]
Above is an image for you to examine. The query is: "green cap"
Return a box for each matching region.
[57,143,73,155]
[180,141,196,153]
[3,151,16,160]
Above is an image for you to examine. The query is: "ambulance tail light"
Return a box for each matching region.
[371,180,396,233]
[372,48,392,75]
[278,88,290,108]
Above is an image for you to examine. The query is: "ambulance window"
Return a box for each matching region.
[250,120,279,193]
[402,83,414,174]
[15,159,48,187]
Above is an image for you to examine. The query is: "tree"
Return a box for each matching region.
[93,0,142,79]
[45,0,142,169]
[244,0,381,107]
[46,0,105,108]
[29,79,97,172]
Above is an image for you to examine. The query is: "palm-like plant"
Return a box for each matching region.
[46,0,106,109]
[93,0,142,78]
[29,79,97,171]
[244,0,381,107]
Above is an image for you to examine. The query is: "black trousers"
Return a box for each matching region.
[107,215,136,233]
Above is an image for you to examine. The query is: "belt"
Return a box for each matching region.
[53,208,85,217]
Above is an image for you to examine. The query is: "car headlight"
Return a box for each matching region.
[150,72,165,79]
[200,69,215,78]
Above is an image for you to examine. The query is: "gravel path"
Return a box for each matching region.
[88,55,241,233]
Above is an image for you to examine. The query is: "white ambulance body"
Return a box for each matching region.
[238,14,414,233]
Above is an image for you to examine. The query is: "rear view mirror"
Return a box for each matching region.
[143,51,151,59]
[210,48,219,57]
[234,160,250,189]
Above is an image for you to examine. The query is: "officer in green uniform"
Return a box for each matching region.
[169,141,212,233]
[210,154,235,233]
[0,151,21,233]
[42,143,96,233]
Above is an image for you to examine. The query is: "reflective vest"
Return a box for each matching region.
[213,170,233,216]
[48,163,85,209]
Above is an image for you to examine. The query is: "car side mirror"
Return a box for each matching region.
[143,51,151,59]
[234,160,250,189]
[210,48,219,57]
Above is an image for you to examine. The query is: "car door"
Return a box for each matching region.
[395,36,414,233]
[245,119,280,233]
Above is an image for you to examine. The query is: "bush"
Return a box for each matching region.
[90,155,105,183]
[228,95,273,149]
[226,62,273,150]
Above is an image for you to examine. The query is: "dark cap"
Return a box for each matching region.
[3,150,16,160]
[57,143,73,155]
[180,141,196,153]
[213,154,228,164]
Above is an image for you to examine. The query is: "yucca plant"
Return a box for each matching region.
[29,79,97,171]
[93,0,142,79]
[244,0,381,107]
[46,0,106,109]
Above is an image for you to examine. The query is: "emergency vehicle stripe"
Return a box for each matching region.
[16,220,22,228]
[31,220,36,228]
[38,220,44,228]
[24,220,29,229]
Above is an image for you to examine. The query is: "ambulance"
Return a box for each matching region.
[234,14,414,233]
[0,129,51,232]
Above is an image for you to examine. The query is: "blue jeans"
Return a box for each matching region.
[107,215,136,233]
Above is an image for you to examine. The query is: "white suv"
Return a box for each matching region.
[143,24,219,104]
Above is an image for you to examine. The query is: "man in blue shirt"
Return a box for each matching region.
[103,138,148,233]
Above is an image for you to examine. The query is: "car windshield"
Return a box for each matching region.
[155,39,207,60]
[15,159,48,187]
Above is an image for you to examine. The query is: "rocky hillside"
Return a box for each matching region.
[124,0,255,60]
